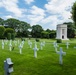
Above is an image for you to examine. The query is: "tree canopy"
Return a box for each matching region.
[71,2,76,26]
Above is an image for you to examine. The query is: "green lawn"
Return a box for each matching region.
[0,38,76,75]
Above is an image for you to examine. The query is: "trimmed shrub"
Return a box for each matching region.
[7,33,11,40]
[0,26,5,38]
[56,39,62,43]
[35,38,39,42]
[4,28,15,37]
[11,33,15,40]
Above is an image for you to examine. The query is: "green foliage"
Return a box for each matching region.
[50,31,56,38]
[0,18,4,25]
[35,38,40,42]
[4,28,15,39]
[31,25,43,38]
[63,22,75,38]
[11,33,15,40]
[56,39,62,43]
[41,31,50,38]
[0,26,5,38]
[5,18,20,29]
[7,33,11,40]
[71,2,76,26]
[5,28,15,35]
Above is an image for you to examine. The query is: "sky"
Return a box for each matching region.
[0,0,76,30]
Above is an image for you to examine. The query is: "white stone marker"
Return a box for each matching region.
[18,40,20,44]
[56,47,66,65]
[19,44,23,54]
[9,43,12,51]
[29,42,32,48]
[14,40,17,46]
[21,41,24,48]
[54,42,58,52]
[33,44,39,58]
[2,40,4,49]
[66,42,70,49]
[43,41,45,46]
[4,39,8,45]
[40,42,43,50]
[28,40,30,45]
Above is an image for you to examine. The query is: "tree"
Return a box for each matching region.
[5,18,20,29]
[50,30,56,38]
[31,25,43,38]
[71,2,76,27]
[0,26,5,38]
[0,18,4,25]
[63,22,75,38]
[4,28,15,38]
[41,31,50,38]
[19,21,31,37]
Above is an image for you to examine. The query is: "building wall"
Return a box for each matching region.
[56,24,68,40]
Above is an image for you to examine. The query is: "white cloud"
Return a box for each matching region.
[25,0,34,4]
[28,15,44,25]
[0,0,26,18]
[27,5,45,25]
[4,15,13,19]
[30,5,45,16]
[41,0,76,29]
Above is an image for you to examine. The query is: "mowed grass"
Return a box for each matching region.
[0,38,76,75]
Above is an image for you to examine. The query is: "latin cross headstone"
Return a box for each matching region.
[66,42,70,49]
[18,40,20,44]
[4,39,8,45]
[56,47,66,65]
[29,42,32,48]
[2,40,4,49]
[54,42,58,52]
[14,40,17,46]
[10,40,12,44]
[19,44,23,54]
[33,44,39,58]
[43,41,45,46]
[40,42,43,50]
[28,40,30,45]
[9,43,12,51]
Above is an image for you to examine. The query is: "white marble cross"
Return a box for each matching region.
[33,44,39,58]
[18,40,20,44]
[10,40,12,44]
[21,41,24,48]
[28,40,30,45]
[9,43,12,51]
[5,40,8,45]
[56,47,66,65]
[29,42,32,48]
[14,40,17,46]
[40,42,43,50]
[42,41,45,46]
[66,42,70,49]
[54,42,58,52]
[19,44,23,54]
[2,40,4,49]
